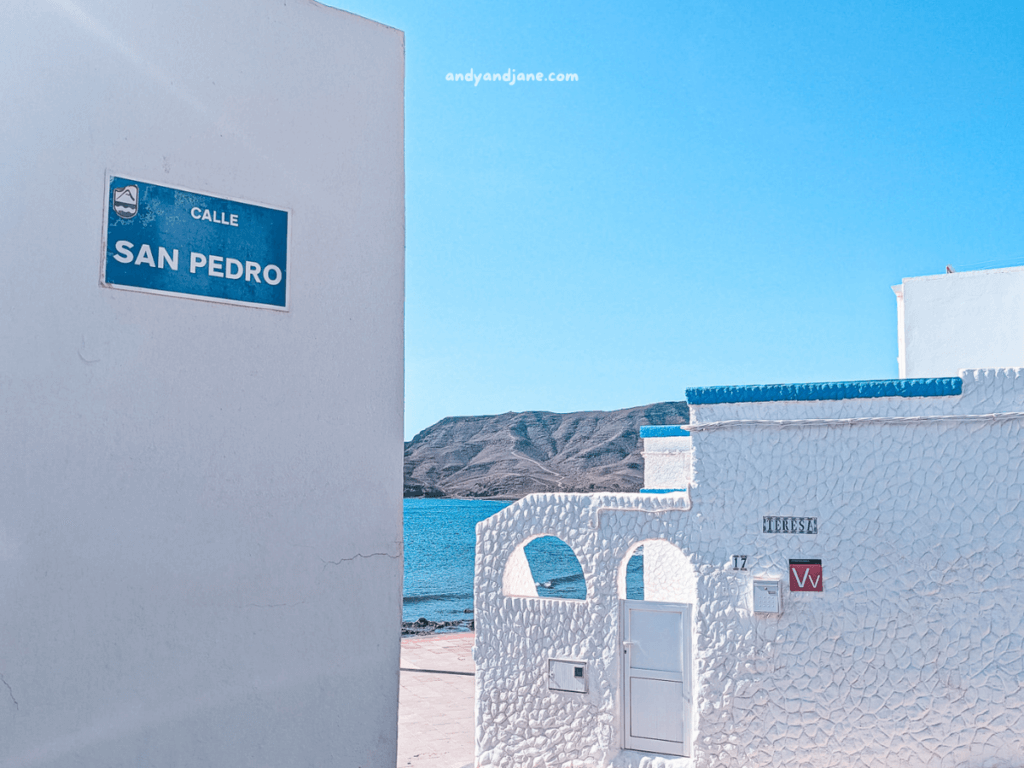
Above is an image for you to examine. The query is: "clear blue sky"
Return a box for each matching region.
[323,0,1024,441]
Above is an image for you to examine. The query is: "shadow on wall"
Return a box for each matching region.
[502,534,697,605]
[618,539,696,605]
[504,535,587,599]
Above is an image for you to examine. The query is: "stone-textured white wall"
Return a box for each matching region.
[476,494,696,768]
[641,540,696,605]
[896,267,1024,377]
[0,3,404,767]
[475,370,1024,768]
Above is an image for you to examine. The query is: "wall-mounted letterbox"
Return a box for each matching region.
[753,580,781,614]
[549,659,588,693]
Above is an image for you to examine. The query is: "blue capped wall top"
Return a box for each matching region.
[640,425,691,437]
[685,377,963,405]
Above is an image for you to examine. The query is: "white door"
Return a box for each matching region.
[621,598,692,757]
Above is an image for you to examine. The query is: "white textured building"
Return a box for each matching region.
[475,372,1024,767]
[475,270,1024,767]
[1,2,404,766]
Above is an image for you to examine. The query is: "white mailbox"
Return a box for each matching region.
[753,580,782,614]
[549,659,588,693]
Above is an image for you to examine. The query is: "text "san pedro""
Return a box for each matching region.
[111,240,282,285]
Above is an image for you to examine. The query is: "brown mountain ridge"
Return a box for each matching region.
[404,401,689,499]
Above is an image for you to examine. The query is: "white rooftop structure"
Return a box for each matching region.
[894,265,1024,378]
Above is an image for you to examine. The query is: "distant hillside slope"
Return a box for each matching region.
[404,402,689,499]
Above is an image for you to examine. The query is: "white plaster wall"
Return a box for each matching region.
[643,437,692,454]
[896,268,1024,378]
[0,3,404,767]
[643,436,693,489]
[894,284,907,377]
[476,370,1024,768]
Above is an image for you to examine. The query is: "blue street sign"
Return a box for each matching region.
[102,176,289,309]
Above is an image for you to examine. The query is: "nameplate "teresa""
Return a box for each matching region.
[102,175,289,310]
[763,516,818,534]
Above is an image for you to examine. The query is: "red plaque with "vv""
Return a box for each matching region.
[789,559,823,592]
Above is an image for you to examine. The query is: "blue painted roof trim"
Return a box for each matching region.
[685,377,963,405]
[641,488,688,494]
[640,425,690,438]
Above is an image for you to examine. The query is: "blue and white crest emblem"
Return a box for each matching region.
[112,184,138,219]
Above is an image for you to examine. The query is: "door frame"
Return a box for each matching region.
[620,598,693,757]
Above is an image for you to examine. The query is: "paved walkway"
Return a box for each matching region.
[397,632,476,768]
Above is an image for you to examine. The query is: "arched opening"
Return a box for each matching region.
[617,539,697,757]
[617,539,696,605]
[625,546,644,600]
[502,535,586,599]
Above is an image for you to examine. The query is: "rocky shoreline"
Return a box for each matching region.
[401,617,475,636]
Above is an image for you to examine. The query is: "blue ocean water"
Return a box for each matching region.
[402,498,508,623]
[403,498,643,623]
